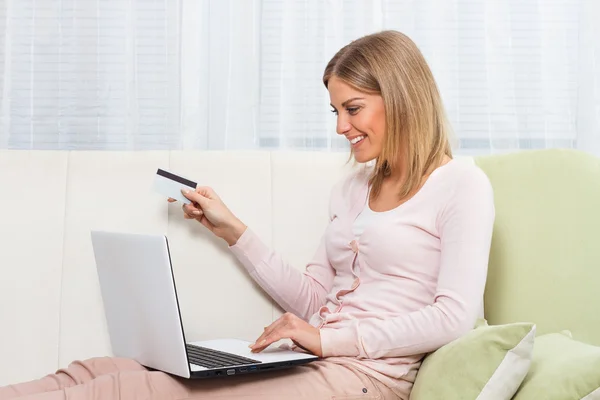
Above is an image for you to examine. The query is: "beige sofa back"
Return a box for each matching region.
[0,150,366,385]
[0,151,479,385]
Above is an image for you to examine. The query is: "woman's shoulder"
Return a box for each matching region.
[440,158,494,196]
[434,159,495,222]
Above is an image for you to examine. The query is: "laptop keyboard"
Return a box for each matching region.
[186,344,262,368]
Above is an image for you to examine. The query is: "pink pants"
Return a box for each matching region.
[0,357,401,400]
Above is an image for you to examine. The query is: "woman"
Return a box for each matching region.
[1,30,494,400]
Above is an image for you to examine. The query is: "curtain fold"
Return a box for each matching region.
[0,0,598,155]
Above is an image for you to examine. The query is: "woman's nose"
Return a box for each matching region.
[336,116,352,135]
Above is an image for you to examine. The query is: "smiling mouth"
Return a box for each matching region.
[350,135,365,145]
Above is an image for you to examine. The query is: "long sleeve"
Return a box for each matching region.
[228,171,364,322]
[319,168,495,359]
[229,227,336,321]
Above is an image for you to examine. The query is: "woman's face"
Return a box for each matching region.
[328,76,386,163]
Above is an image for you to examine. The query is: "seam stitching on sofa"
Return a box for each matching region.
[57,151,71,370]
[269,151,276,322]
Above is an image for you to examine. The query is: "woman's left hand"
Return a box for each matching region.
[249,312,323,357]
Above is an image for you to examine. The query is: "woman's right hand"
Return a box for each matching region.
[168,187,247,246]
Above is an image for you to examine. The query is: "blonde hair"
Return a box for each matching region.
[323,30,453,201]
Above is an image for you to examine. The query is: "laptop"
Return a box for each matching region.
[90,230,318,379]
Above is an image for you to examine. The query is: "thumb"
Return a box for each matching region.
[195,186,217,200]
[181,188,209,207]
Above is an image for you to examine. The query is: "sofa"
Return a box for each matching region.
[1,148,598,396]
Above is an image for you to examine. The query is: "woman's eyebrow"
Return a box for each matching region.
[342,97,364,107]
[330,97,365,108]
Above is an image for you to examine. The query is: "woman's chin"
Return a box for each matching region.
[353,151,377,164]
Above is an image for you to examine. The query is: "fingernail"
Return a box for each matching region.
[193,211,200,215]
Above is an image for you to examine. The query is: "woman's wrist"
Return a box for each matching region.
[222,218,247,246]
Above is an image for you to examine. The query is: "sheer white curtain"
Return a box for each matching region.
[0,0,599,155]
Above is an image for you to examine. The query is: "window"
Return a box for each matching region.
[1,0,598,155]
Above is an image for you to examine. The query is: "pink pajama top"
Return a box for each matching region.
[229,159,495,396]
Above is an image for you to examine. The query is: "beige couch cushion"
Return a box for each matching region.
[0,151,68,384]
[167,151,275,342]
[59,151,170,365]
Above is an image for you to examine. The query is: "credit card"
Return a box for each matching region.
[153,168,197,204]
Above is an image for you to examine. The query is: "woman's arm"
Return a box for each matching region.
[229,228,335,321]
[180,186,337,321]
[319,169,495,359]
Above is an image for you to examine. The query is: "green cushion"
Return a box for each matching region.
[409,321,535,400]
[512,332,600,399]
[474,149,600,345]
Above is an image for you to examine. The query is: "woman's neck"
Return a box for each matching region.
[385,154,452,188]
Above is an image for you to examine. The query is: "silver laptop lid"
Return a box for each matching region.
[90,230,191,378]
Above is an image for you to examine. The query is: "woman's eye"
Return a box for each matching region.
[347,107,360,115]
[330,109,338,115]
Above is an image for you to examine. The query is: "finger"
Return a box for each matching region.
[182,206,202,222]
[182,202,201,215]
[191,211,204,221]
[195,186,217,199]
[250,329,289,353]
[251,319,284,348]
[181,189,210,208]
[250,318,289,350]
[182,206,194,219]
[188,207,203,217]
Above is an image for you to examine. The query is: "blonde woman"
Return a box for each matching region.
[1,30,495,400]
